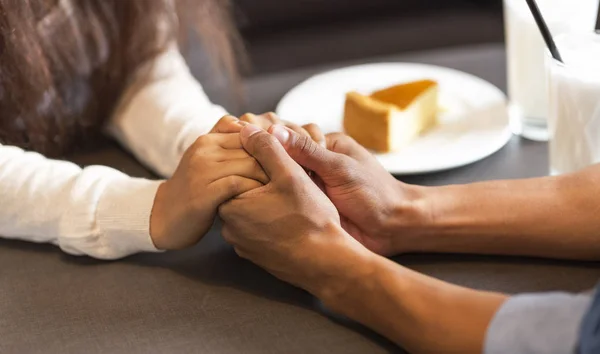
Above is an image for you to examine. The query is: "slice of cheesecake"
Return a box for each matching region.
[343,79,439,152]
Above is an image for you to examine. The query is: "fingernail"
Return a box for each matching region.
[240,124,262,139]
[318,139,326,148]
[271,124,290,144]
[237,120,249,126]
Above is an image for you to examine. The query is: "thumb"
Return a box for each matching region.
[269,124,341,176]
[240,124,304,179]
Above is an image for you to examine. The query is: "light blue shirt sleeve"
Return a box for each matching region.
[484,292,593,354]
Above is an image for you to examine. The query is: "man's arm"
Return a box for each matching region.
[270,125,600,261]
[392,164,600,260]
[222,125,594,354]
[316,241,593,354]
[316,246,507,354]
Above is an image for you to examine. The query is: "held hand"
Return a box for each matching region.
[219,125,371,295]
[149,116,268,250]
[270,125,429,256]
[238,112,325,145]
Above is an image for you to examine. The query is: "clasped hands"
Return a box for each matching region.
[151,112,429,299]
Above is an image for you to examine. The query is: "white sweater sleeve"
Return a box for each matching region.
[0,46,226,259]
[0,145,161,259]
[107,45,227,177]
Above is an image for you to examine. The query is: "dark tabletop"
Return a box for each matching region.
[2,44,600,354]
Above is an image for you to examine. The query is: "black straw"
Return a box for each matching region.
[525,0,563,63]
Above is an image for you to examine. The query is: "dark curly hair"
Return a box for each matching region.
[0,0,241,156]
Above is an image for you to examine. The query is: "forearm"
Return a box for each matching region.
[318,251,507,354]
[0,144,161,259]
[108,45,226,177]
[392,165,600,260]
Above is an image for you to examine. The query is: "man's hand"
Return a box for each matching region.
[218,126,508,354]
[269,125,430,256]
[218,124,373,296]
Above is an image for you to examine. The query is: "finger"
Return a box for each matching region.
[325,132,371,161]
[283,121,311,139]
[218,199,240,223]
[209,176,263,206]
[278,122,311,175]
[239,124,305,179]
[219,224,251,258]
[302,123,326,147]
[214,148,252,161]
[210,115,244,134]
[220,223,235,244]
[214,157,270,185]
[269,124,343,176]
[240,113,270,130]
[194,133,243,150]
[259,112,279,124]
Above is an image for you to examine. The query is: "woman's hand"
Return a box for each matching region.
[238,112,325,145]
[269,125,430,256]
[149,116,268,251]
[219,124,372,296]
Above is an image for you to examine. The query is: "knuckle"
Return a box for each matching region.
[332,154,352,170]
[193,134,211,148]
[222,175,242,194]
[217,115,233,123]
[284,121,301,131]
[265,112,279,122]
[303,124,324,142]
[191,146,210,162]
[340,160,362,182]
[240,113,256,122]
[297,135,318,155]
[324,154,349,174]
[343,134,361,147]
[279,170,302,185]
[326,132,354,152]
[216,115,238,127]
[327,132,346,142]
[303,123,319,132]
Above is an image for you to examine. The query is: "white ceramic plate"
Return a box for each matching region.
[276,63,512,175]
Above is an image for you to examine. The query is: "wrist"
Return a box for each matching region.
[149,181,171,250]
[312,226,381,307]
[317,248,405,320]
[380,182,435,254]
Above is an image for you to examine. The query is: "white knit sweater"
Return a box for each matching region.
[0,47,227,259]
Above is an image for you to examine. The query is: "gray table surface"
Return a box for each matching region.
[2,44,600,354]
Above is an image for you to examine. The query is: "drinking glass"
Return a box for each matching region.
[503,0,599,141]
[547,31,600,175]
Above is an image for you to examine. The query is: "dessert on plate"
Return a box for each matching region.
[343,79,439,152]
